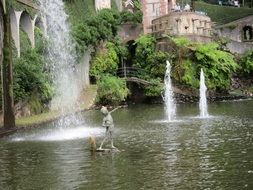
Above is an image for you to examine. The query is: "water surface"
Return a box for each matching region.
[0,100,253,189]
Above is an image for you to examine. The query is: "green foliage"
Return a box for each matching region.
[133,35,171,96]
[119,0,143,24]
[90,42,119,79]
[13,28,53,104]
[146,51,171,78]
[171,38,238,90]
[28,93,44,114]
[172,37,191,47]
[13,49,53,103]
[239,50,253,74]
[97,74,129,105]
[120,10,142,24]
[20,29,31,55]
[144,79,163,97]
[72,9,121,57]
[111,37,128,58]
[64,0,95,27]
[195,1,253,25]
[178,59,199,88]
[134,35,156,66]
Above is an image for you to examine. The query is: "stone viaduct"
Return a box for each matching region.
[9,0,46,57]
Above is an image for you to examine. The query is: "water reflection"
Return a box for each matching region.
[0,100,252,189]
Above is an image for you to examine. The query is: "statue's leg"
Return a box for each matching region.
[110,131,116,149]
[99,136,107,149]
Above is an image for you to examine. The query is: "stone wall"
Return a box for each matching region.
[114,0,123,11]
[151,11,212,40]
[117,23,143,43]
[215,15,253,54]
[76,50,92,89]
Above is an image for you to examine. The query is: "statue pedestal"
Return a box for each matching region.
[96,148,120,153]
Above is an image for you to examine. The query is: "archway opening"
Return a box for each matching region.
[19,11,32,53]
[243,25,253,41]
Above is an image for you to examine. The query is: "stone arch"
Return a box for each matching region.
[10,8,22,57]
[34,16,46,35]
[242,25,253,41]
[34,15,47,46]
[20,11,34,48]
[125,40,136,67]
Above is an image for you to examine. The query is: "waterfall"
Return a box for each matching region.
[164,60,176,122]
[38,0,80,112]
[199,69,209,117]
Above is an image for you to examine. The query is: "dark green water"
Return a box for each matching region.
[0,100,253,190]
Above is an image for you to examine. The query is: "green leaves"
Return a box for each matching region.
[239,50,253,74]
[90,42,119,79]
[97,75,129,105]
[13,28,53,104]
[172,39,238,90]
[72,9,121,57]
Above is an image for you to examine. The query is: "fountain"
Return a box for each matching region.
[36,0,90,134]
[199,69,209,118]
[38,0,85,128]
[38,0,80,113]
[164,61,176,122]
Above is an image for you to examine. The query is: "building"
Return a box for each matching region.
[215,15,253,54]
[152,11,212,50]
[141,0,170,34]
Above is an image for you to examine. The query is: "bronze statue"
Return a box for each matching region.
[98,106,119,150]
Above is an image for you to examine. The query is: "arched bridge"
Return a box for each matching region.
[6,0,46,57]
[116,67,151,86]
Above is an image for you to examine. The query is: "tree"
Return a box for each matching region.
[0,1,15,129]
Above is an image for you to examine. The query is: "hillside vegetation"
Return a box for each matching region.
[195,1,253,25]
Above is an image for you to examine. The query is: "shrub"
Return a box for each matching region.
[239,50,253,74]
[97,75,129,105]
[171,38,238,90]
[90,42,119,79]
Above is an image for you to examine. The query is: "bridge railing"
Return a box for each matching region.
[116,67,147,78]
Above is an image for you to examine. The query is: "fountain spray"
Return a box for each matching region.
[164,61,176,122]
[199,69,209,118]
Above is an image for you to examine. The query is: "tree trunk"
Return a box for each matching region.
[1,3,15,129]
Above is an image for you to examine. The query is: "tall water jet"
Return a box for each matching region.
[164,61,176,122]
[199,69,209,117]
[38,0,82,126]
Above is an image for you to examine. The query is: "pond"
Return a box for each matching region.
[0,100,253,189]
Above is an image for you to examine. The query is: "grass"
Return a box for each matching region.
[195,1,253,25]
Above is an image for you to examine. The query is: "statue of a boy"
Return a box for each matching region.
[98,106,118,149]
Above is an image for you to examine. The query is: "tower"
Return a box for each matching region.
[141,0,169,34]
